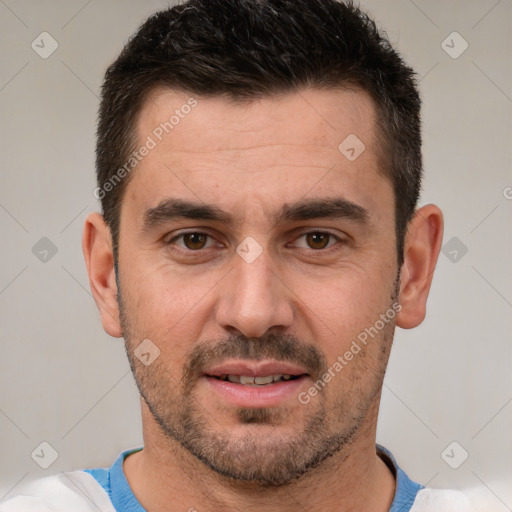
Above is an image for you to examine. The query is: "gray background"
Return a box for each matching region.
[1,0,511,509]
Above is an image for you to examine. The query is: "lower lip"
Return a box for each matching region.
[203,376,308,408]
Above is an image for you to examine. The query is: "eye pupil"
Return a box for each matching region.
[306,232,329,250]
[184,233,207,250]
[177,232,334,252]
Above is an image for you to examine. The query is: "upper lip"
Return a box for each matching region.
[203,360,309,378]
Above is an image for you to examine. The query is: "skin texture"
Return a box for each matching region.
[83,87,443,511]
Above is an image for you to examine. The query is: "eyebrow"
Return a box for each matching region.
[141,196,370,233]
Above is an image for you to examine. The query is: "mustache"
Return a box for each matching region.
[182,333,328,385]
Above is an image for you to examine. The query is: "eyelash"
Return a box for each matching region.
[165,230,345,253]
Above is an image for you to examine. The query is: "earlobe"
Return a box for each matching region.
[82,212,123,338]
[396,204,444,330]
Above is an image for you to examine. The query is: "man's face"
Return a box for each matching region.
[116,87,399,485]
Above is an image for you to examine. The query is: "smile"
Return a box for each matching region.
[212,374,298,385]
[200,360,310,407]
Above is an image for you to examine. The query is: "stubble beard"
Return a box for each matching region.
[117,277,398,486]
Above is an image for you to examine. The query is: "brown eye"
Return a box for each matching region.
[305,232,331,250]
[182,232,208,250]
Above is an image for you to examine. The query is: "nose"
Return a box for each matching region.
[215,244,294,339]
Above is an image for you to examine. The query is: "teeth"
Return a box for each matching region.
[219,374,295,385]
[254,375,274,385]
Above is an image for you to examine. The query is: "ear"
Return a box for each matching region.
[82,212,122,338]
[396,204,444,329]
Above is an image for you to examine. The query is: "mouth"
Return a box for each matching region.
[202,360,310,407]
[210,374,302,385]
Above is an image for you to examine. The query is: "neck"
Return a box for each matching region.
[123,400,395,512]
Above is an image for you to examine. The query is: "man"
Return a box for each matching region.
[1,0,473,511]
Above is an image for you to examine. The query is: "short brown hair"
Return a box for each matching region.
[96,0,422,265]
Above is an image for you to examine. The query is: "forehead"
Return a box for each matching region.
[138,86,377,155]
[123,86,390,227]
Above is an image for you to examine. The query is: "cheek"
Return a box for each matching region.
[121,260,216,354]
[315,312,395,410]
[125,257,198,315]
[302,267,396,368]
[302,265,393,326]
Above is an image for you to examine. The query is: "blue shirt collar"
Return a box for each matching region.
[87,444,423,512]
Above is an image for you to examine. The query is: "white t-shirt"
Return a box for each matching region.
[0,445,473,512]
